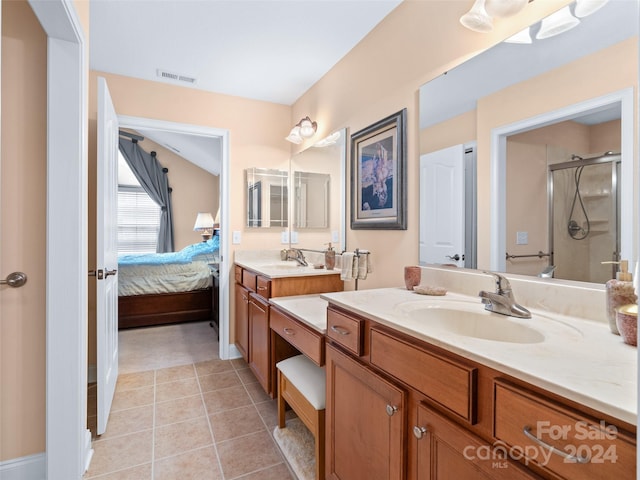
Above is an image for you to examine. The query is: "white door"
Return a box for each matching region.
[96,77,119,435]
[419,145,465,267]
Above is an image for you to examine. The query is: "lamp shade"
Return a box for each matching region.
[485,0,528,18]
[504,26,532,44]
[536,6,580,40]
[460,0,493,33]
[193,212,214,231]
[298,116,317,138]
[285,126,303,144]
[574,0,609,18]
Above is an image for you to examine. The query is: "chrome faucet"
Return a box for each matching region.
[478,271,531,319]
[286,248,308,267]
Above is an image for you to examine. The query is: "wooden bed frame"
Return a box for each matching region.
[118,287,213,329]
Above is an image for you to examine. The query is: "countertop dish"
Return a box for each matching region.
[320,287,637,425]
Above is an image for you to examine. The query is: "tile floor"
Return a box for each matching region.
[85,321,296,479]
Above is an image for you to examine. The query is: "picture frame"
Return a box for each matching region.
[350,108,407,230]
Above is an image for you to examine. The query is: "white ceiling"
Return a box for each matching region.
[90,0,402,106]
[92,0,401,175]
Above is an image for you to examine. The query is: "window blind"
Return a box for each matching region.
[117,185,161,254]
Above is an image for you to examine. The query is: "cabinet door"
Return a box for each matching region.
[234,283,250,361]
[326,343,406,480]
[249,294,270,394]
[414,403,539,480]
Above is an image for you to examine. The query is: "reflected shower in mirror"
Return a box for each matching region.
[419,0,638,283]
[245,168,288,228]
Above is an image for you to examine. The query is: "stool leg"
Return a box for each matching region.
[277,370,286,429]
[315,409,325,480]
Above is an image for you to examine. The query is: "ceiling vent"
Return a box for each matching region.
[156,69,197,85]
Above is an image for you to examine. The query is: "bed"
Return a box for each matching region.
[117,235,219,329]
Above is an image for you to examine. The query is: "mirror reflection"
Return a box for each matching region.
[419,0,637,283]
[293,171,330,229]
[245,167,288,228]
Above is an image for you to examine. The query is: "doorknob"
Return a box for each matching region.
[105,269,117,278]
[446,254,462,261]
[0,272,27,288]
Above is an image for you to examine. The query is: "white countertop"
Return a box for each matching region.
[270,294,328,334]
[235,249,341,279]
[319,287,637,425]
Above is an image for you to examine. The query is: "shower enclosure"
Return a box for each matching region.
[549,152,620,283]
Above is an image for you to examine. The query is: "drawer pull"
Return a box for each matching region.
[413,426,428,439]
[283,327,295,335]
[330,325,350,336]
[257,286,268,291]
[385,404,398,416]
[523,426,589,464]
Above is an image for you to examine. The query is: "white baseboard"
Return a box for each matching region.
[0,452,45,480]
[227,343,242,360]
[83,428,94,474]
[88,363,97,383]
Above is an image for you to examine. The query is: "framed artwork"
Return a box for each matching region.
[350,108,407,230]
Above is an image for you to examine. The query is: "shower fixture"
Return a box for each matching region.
[567,163,590,240]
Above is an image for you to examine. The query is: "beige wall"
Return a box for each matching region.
[0,0,47,461]
[289,0,571,290]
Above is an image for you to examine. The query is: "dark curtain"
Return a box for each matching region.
[119,138,175,253]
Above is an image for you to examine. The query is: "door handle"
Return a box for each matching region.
[446,254,463,261]
[0,272,27,288]
[91,268,117,280]
[105,269,117,278]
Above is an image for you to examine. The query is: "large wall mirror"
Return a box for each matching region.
[419,0,638,284]
[244,129,347,252]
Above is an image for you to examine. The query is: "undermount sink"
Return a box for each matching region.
[261,262,302,270]
[396,300,582,344]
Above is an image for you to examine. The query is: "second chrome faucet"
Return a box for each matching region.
[478,271,531,319]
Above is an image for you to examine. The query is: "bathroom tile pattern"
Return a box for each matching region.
[85,322,296,479]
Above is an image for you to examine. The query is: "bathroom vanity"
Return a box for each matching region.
[320,269,636,480]
[234,250,342,396]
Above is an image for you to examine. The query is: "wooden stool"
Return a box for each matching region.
[276,355,326,480]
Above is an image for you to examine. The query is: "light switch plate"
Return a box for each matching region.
[281,230,289,244]
[232,230,241,244]
[291,231,299,244]
[516,231,528,245]
[332,230,339,243]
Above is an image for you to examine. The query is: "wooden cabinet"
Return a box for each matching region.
[326,343,406,480]
[234,283,250,361]
[414,403,539,480]
[249,293,270,392]
[325,304,636,480]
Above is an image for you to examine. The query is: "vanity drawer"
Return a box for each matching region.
[326,307,363,356]
[256,275,271,299]
[242,270,257,292]
[234,265,243,284]
[370,327,477,424]
[270,307,324,366]
[494,380,636,480]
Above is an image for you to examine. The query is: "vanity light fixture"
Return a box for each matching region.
[574,0,609,18]
[504,26,532,44]
[313,131,341,148]
[193,211,215,241]
[485,0,528,18]
[285,116,318,144]
[460,0,529,33]
[536,5,580,39]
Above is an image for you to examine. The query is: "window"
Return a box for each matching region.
[117,152,161,254]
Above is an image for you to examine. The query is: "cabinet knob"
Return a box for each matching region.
[385,404,398,416]
[413,426,428,439]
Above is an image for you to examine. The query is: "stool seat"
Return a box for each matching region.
[276,355,326,410]
[276,354,326,480]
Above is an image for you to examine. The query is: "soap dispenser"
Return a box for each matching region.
[325,243,336,270]
[602,260,637,335]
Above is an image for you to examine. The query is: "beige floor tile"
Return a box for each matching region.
[234,462,295,480]
[96,405,153,440]
[155,376,200,402]
[198,371,242,393]
[85,430,152,477]
[154,446,223,480]
[254,400,279,429]
[110,386,154,412]
[216,431,284,479]
[195,358,235,376]
[202,385,253,414]
[116,370,155,392]
[235,367,258,385]
[230,358,249,370]
[244,382,272,404]
[154,417,214,460]
[155,364,196,384]
[83,463,152,479]
[155,394,206,426]
[209,405,266,443]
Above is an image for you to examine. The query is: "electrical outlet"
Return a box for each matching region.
[291,231,299,244]
[516,231,528,245]
[232,230,241,244]
[332,230,339,243]
[281,230,289,244]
